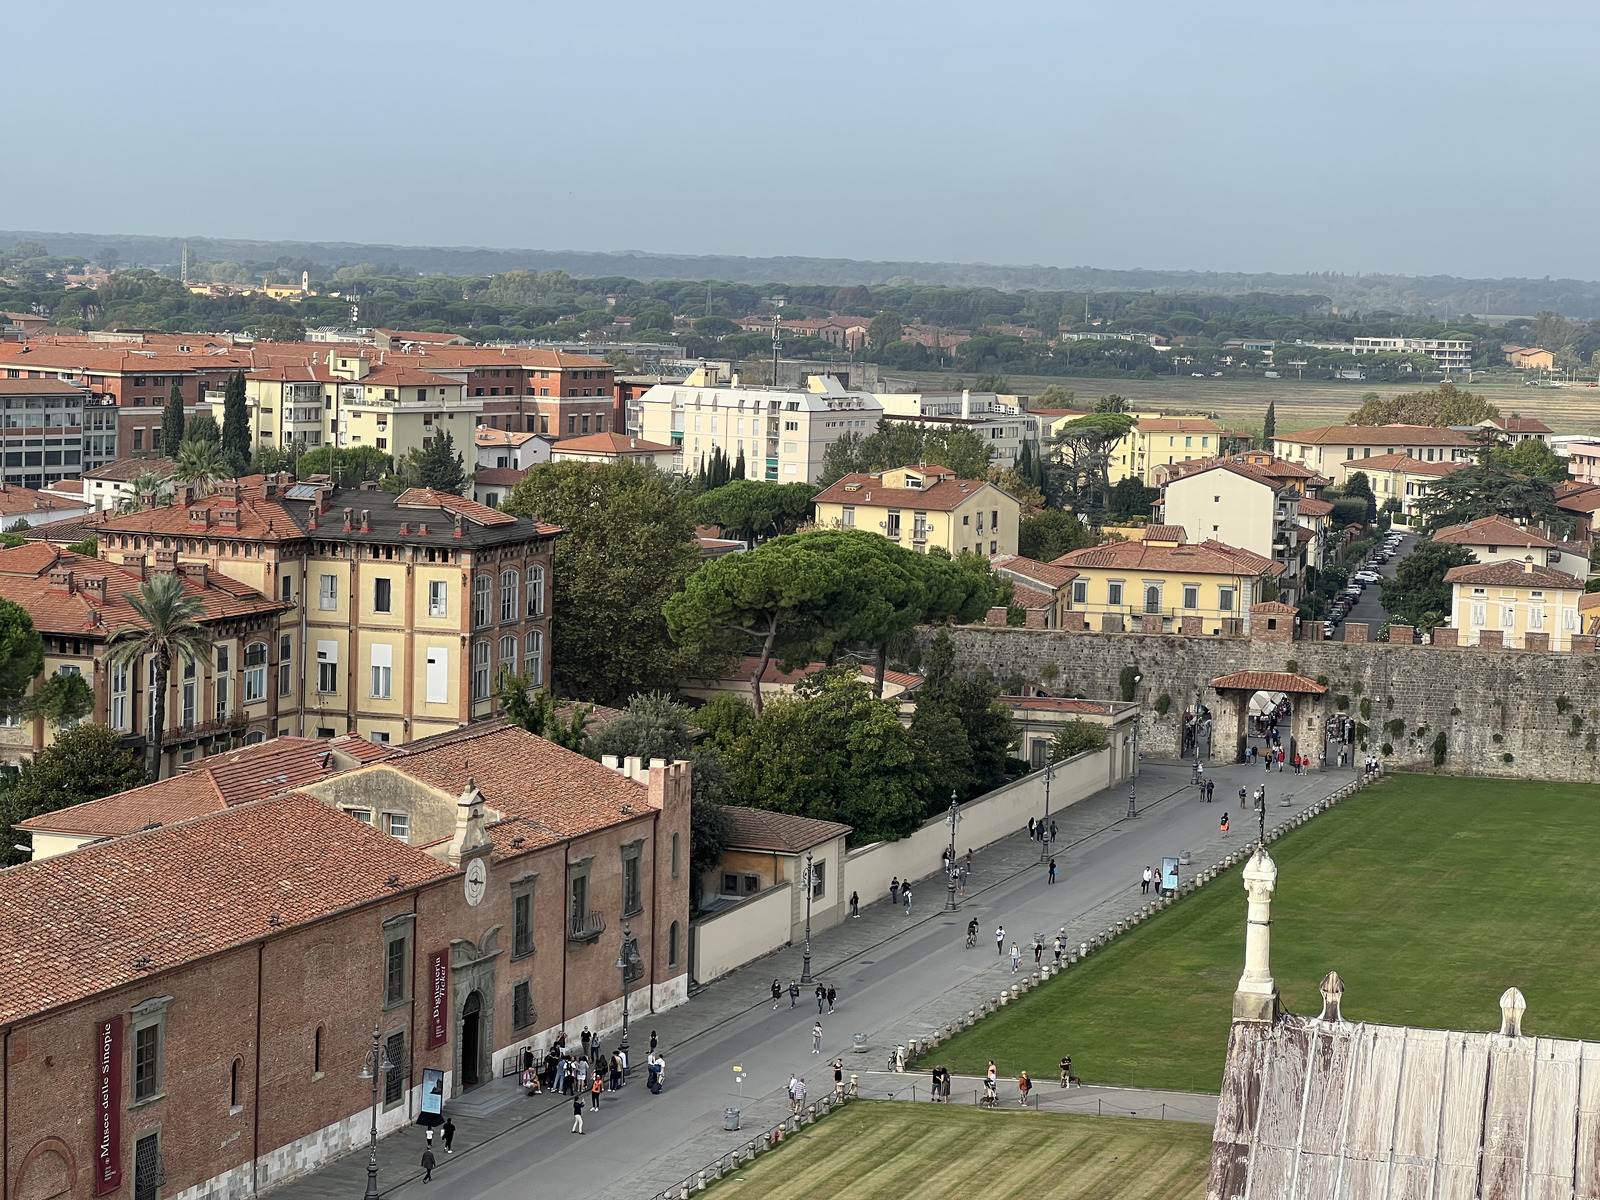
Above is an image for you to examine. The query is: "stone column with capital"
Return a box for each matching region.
[1232,847,1281,1022]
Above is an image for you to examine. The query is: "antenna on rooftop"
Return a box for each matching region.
[771,316,782,388]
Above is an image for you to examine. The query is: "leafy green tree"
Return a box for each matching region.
[720,668,928,841]
[503,460,713,705]
[1015,439,1046,493]
[103,573,216,780]
[0,724,147,865]
[1380,540,1477,629]
[295,445,392,484]
[1108,477,1159,521]
[65,536,98,557]
[161,384,185,455]
[1346,381,1498,427]
[697,692,756,750]
[493,672,590,751]
[1045,413,1135,512]
[250,314,306,342]
[1489,437,1567,483]
[586,692,695,762]
[115,471,172,515]
[24,670,94,729]
[686,747,733,909]
[695,446,733,491]
[1032,384,1077,410]
[220,371,251,474]
[414,429,467,494]
[1413,464,1568,534]
[1052,719,1110,759]
[867,310,903,349]
[0,599,44,720]
[693,480,817,544]
[1093,393,1129,414]
[817,431,865,487]
[664,533,845,713]
[910,629,1017,800]
[183,412,221,449]
[816,420,994,486]
[1018,509,1095,560]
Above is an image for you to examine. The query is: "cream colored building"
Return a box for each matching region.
[873,390,1041,468]
[1432,515,1589,580]
[634,366,882,482]
[1160,459,1304,605]
[1446,558,1583,649]
[1270,423,1475,475]
[1111,417,1229,485]
[547,432,679,470]
[811,463,1021,557]
[1330,453,1468,525]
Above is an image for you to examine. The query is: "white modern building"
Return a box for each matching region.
[874,390,1041,468]
[633,366,882,482]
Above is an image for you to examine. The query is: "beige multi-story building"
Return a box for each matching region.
[1432,515,1589,580]
[67,475,559,758]
[1159,458,1305,606]
[1446,558,1583,649]
[633,366,882,482]
[1270,423,1475,475]
[811,463,1021,557]
[873,390,1041,469]
[1110,417,1232,485]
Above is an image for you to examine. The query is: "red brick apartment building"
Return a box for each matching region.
[0,725,691,1200]
[401,347,616,439]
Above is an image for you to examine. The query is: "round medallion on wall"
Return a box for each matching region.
[464,855,487,907]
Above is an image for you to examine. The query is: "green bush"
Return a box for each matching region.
[1336,695,1350,711]
[1154,693,1171,716]
[1380,743,1393,756]
[1119,666,1139,702]
[1503,752,1515,764]
[1359,698,1371,720]
[1432,731,1447,768]
[1388,718,1405,739]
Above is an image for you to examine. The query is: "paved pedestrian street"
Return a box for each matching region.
[270,756,1360,1200]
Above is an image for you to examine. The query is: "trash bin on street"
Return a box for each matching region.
[724,1107,740,1130]
[851,1033,867,1053]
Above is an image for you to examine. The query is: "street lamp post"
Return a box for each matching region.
[1127,675,1142,819]
[357,1023,394,1200]
[614,923,637,1053]
[1039,758,1056,865]
[800,850,814,984]
[945,792,962,910]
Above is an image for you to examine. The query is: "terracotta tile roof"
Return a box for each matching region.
[409,346,611,370]
[0,343,258,374]
[1284,424,1475,447]
[1432,516,1557,549]
[1143,525,1189,541]
[328,733,397,763]
[1489,416,1553,433]
[720,806,852,853]
[1054,537,1285,578]
[988,554,1078,590]
[1558,490,1600,514]
[1341,453,1469,474]
[1136,417,1222,433]
[1002,696,1128,715]
[181,737,343,803]
[474,428,544,447]
[549,433,675,456]
[1210,670,1327,695]
[393,487,519,526]
[0,793,456,1024]
[0,545,286,637]
[0,483,83,516]
[812,472,999,513]
[387,725,652,839]
[1250,601,1300,614]
[472,467,526,487]
[1444,560,1582,588]
[15,772,228,837]
[82,457,176,482]
[1009,581,1054,610]
[92,484,303,542]
[0,378,88,396]
[1297,496,1333,517]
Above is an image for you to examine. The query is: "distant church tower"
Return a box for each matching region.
[180,242,194,285]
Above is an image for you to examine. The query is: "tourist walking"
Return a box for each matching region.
[1048,857,1057,884]
[849,891,859,918]
[590,1072,603,1110]
[789,979,800,1008]
[1033,938,1043,966]
[1018,1071,1033,1106]
[1010,942,1021,972]
[826,984,836,1013]
[816,983,826,1013]
[788,1073,799,1112]
[772,979,782,1010]
[996,925,1006,955]
[1028,816,1037,839]
[1221,812,1230,836]
[647,1051,664,1093]
[812,1021,823,1053]
[571,1095,585,1134]
[1053,935,1063,965]
[833,1058,845,1096]
[890,877,900,906]
[902,885,912,915]
[1141,865,1151,894]
[650,1030,659,1056]
[442,1119,455,1154]
[421,1147,436,1183]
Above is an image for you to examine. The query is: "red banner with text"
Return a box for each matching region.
[93,1015,123,1196]
[427,951,449,1048]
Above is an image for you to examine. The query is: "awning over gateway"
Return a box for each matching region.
[1210,671,1328,695]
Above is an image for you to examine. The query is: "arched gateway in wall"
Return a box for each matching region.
[1209,671,1329,769]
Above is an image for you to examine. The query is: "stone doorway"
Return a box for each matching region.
[1209,671,1328,769]
[460,991,483,1089]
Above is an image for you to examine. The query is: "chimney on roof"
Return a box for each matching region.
[360,509,370,533]
[398,521,410,535]
[81,574,106,603]
[122,554,146,580]
[1524,556,1535,573]
[188,505,210,528]
[343,507,353,532]
[153,548,177,574]
[181,562,208,586]
[47,568,74,594]
[217,507,239,529]
[263,480,277,500]
[417,522,429,536]
[453,513,464,539]
[307,503,318,531]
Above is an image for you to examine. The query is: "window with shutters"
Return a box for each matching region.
[473,575,492,628]
[111,661,130,731]
[370,643,393,698]
[621,841,644,918]
[243,642,267,703]
[383,1031,405,1106]
[524,630,543,686]
[278,634,292,697]
[425,647,448,704]
[512,875,536,958]
[181,659,196,726]
[500,569,518,622]
[472,642,490,700]
[384,929,409,1006]
[513,980,533,1030]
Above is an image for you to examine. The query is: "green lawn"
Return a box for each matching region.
[703,1101,1208,1200]
[933,774,1600,1092]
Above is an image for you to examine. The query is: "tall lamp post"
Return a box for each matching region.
[945,792,962,910]
[800,850,815,984]
[357,1023,395,1200]
[614,923,638,1053]
[1039,757,1056,864]
[1127,674,1142,819]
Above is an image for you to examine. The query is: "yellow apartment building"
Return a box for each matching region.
[1053,524,1284,634]
[1110,417,1229,485]
[1446,558,1583,649]
[811,463,1021,557]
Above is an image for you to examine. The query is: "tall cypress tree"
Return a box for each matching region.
[1262,400,1276,448]
[221,370,250,474]
[160,383,185,457]
[733,449,746,480]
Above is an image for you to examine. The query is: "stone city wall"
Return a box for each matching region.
[934,625,1600,782]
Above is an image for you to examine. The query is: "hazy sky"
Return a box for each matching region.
[11,1,1598,278]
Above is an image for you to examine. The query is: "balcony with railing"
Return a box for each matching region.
[568,906,606,944]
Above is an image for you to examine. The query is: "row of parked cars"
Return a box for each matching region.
[1322,531,1405,638]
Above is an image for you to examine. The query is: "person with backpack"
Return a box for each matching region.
[771,979,782,1010]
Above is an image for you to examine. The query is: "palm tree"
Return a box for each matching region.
[104,573,215,780]
[175,439,228,495]
[116,471,171,515]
